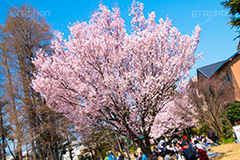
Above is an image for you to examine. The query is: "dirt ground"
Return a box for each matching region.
[210,143,240,160]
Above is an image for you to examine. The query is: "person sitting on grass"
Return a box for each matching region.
[193,140,205,151]
[201,136,214,148]
[196,147,209,160]
[182,140,197,160]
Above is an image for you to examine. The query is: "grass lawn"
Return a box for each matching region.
[210,143,240,160]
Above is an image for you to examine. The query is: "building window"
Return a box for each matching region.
[225,71,232,82]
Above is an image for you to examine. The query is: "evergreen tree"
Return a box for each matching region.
[221,0,240,49]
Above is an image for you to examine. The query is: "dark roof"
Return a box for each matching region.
[197,50,240,79]
[211,51,240,77]
[197,60,225,78]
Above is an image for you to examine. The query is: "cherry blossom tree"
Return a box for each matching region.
[32,1,201,156]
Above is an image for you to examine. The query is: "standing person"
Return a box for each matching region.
[233,118,240,143]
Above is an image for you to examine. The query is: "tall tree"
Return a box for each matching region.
[221,0,240,49]
[1,4,79,159]
[32,1,201,157]
[0,4,79,160]
[0,25,24,160]
[1,4,53,159]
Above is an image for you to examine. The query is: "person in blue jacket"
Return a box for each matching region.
[139,152,147,160]
[105,151,117,160]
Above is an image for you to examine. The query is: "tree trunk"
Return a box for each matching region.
[1,134,6,160]
[0,143,2,160]
[124,143,130,160]
[0,102,7,160]
[2,51,23,160]
[90,148,96,160]
[31,136,37,160]
[69,148,73,160]
[50,145,55,160]
[35,138,44,160]
[135,138,152,158]
[25,145,29,160]
[55,143,59,160]
[65,132,73,160]
[18,55,38,160]
[6,141,17,160]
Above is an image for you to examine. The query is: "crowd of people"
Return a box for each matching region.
[104,132,219,160]
[81,119,240,160]
[141,132,219,160]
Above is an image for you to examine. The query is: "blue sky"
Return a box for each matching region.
[0,0,239,77]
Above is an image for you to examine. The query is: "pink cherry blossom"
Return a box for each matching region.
[32,1,201,156]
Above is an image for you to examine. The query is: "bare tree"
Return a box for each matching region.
[0,32,24,159]
[1,4,78,160]
[190,74,234,137]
